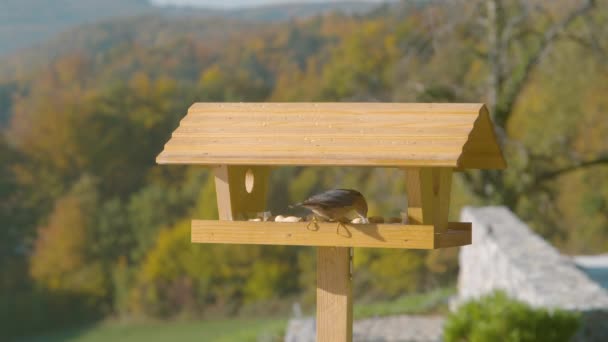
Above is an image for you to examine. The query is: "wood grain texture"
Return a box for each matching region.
[405,167,452,231]
[156,103,506,169]
[213,165,270,220]
[190,220,471,249]
[405,168,423,224]
[421,168,453,233]
[317,246,352,342]
[213,165,234,220]
[458,106,506,169]
[434,222,471,248]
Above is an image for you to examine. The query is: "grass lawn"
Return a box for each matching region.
[18,287,454,342]
[19,317,287,342]
[354,286,455,319]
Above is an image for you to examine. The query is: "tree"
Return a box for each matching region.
[0,135,30,292]
[29,176,108,302]
[461,0,601,205]
[134,220,299,317]
[390,0,608,251]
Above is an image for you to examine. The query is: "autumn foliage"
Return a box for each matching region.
[1,0,607,338]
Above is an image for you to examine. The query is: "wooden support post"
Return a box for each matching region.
[405,167,424,224]
[213,165,270,220]
[405,168,453,232]
[317,246,353,342]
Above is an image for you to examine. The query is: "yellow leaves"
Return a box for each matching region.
[49,53,91,89]
[127,73,178,129]
[289,167,320,204]
[576,70,608,154]
[361,20,384,38]
[425,248,458,275]
[30,195,88,285]
[30,177,107,299]
[136,216,301,315]
[244,261,285,302]
[191,175,219,219]
[504,36,608,253]
[355,248,426,296]
[140,220,191,283]
[129,72,151,94]
[199,64,224,87]
[383,34,399,60]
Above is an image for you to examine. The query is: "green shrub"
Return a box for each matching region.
[132,220,300,318]
[444,291,580,342]
[0,289,101,339]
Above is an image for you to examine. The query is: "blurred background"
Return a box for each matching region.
[1,0,607,341]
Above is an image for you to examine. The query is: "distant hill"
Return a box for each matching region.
[0,15,249,81]
[0,0,379,56]
[0,0,152,55]
[164,2,380,21]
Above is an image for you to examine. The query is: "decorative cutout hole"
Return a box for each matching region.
[245,168,255,193]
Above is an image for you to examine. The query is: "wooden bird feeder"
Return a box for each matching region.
[156,103,505,341]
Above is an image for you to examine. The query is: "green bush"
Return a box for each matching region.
[444,291,580,342]
[0,289,102,339]
[132,220,301,318]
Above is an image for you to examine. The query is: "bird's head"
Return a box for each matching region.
[352,191,368,218]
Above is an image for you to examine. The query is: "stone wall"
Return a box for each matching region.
[457,206,608,341]
[284,315,444,342]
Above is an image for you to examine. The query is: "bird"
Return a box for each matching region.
[291,189,369,230]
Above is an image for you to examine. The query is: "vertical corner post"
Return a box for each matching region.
[213,165,270,220]
[405,167,453,232]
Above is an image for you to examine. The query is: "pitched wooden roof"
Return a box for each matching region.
[156,103,505,169]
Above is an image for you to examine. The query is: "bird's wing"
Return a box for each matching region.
[301,189,358,208]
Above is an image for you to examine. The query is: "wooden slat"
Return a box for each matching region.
[171,134,470,145]
[171,124,473,136]
[188,102,486,115]
[317,247,352,342]
[190,220,471,249]
[165,136,468,148]
[181,116,475,125]
[434,222,471,248]
[166,145,464,155]
[162,156,460,167]
[156,102,506,169]
[176,121,476,131]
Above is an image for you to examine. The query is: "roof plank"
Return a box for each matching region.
[157,103,506,169]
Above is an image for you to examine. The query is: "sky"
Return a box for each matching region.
[150,0,388,9]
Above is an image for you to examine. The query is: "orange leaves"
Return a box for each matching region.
[30,177,107,298]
